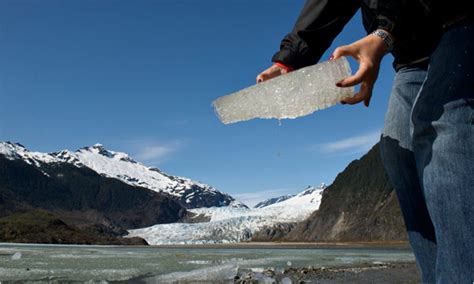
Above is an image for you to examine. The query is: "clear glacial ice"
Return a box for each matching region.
[213,57,354,124]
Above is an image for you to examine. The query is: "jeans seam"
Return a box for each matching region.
[410,65,430,141]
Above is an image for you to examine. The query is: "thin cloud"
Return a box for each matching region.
[232,188,296,208]
[135,144,176,161]
[127,139,188,165]
[316,130,381,155]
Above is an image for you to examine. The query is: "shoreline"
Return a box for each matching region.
[118,260,420,283]
[0,240,411,249]
[147,240,411,249]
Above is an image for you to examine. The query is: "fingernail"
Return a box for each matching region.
[329,55,334,61]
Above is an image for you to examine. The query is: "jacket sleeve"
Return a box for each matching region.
[272,0,361,70]
[370,0,404,38]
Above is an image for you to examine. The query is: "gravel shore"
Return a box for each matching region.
[234,261,420,283]
[122,261,420,283]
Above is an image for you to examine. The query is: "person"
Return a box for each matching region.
[257,1,474,283]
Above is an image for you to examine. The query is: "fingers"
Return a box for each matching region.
[364,94,372,107]
[341,82,373,107]
[256,72,273,84]
[256,74,266,84]
[332,45,357,60]
[332,44,370,88]
[337,62,371,88]
[256,65,285,84]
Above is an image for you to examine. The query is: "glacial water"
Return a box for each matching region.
[0,243,415,282]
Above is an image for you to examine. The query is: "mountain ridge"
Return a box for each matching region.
[257,143,407,242]
[0,141,245,209]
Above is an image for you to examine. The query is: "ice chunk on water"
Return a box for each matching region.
[252,272,276,284]
[11,252,22,260]
[151,263,238,282]
[213,57,354,124]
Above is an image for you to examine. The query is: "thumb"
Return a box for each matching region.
[331,45,356,60]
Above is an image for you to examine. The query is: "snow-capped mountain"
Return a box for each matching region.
[254,194,294,208]
[0,141,245,209]
[254,184,327,208]
[127,184,326,244]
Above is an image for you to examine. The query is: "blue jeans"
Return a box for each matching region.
[380,21,474,284]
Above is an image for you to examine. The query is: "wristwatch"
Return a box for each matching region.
[372,29,394,52]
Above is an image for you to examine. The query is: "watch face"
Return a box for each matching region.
[373,30,394,52]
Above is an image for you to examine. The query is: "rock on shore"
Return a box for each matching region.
[234,261,420,283]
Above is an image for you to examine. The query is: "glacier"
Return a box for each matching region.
[126,185,326,245]
[213,57,354,124]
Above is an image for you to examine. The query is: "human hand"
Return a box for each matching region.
[332,32,389,107]
[256,64,290,84]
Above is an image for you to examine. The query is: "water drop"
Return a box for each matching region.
[458,64,462,68]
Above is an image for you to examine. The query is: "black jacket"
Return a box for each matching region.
[418,0,473,27]
[272,0,444,70]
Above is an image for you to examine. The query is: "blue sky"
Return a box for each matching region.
[0,0,395,206]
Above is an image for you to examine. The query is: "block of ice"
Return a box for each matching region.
[213,57,354,124]
[11,252,22,260]
[151,263,238,282]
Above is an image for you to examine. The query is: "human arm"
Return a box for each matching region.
[256,0,361,83]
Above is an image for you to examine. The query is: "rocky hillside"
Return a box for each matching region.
[256,143,408,242]
[0,210,147,245]
[0,154,185,228]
